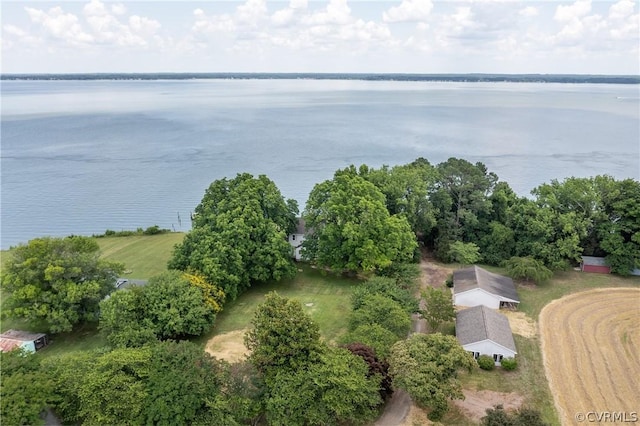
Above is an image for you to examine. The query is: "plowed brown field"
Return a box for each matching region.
[540,288,640,425]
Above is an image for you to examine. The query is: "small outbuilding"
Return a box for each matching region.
[288,218,307,261]
[456,305,517,366]
[0,329,48,353]
[580,256,611,274]
[453,265,520,309]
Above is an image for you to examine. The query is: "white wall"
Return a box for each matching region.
[462,340,516,366]
[288,233,305,261]
[454,288,500,309]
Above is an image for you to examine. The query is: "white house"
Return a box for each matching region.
[456,305,517,366]
[288,218,306,261]
[453,266,519,309]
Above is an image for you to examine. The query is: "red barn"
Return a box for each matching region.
[580,256,611,274]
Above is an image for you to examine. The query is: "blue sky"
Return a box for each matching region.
[2,0,638,74]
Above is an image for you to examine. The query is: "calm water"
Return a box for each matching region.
[1,79,639,249]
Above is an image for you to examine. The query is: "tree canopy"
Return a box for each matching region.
[99,270,219,346]
[244,292,322,374]
[389,333,476,420]
[264,346,381,426]
[1,236,123,332]
[169,173,298,300]
[302,168,417,272]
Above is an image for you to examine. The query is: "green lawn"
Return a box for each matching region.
[195,264,361,345]
[96,232,185,279]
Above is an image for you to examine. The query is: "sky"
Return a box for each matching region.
[1,0,639,74]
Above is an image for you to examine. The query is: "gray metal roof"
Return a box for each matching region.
[581,256,608,266]
[456,305,517,352]
[295,218,306,235]
[453,265,519,302]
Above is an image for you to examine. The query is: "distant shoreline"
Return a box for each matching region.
[2,73,639,84]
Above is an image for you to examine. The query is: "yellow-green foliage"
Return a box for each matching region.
[183,272,225,313]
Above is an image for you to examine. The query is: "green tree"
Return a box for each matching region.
[0,349,54,426]
[349,294,412,338]
[509,198,587,270]
[170,173,298,300]
[341,323,401,360]
[389,333,476,420]
[431,158,498,260]
[99,270,217,345]
[142,341,229,426]
[362,159,438,237]
[1,236,123,332]
[448,241,482,265]
[598,179,640,275]
[303,169,417,273]
[265,346,381,426]
[481,404,548,426]
[502,256,553,284]
[244,292,322,374]
[351,276,419,314]
[421,287,455,332]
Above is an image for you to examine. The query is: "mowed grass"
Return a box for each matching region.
[196,264,361,346]
[449,268,640,426]
[96,232,185,279]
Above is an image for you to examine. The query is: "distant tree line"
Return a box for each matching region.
[3,73,640,84]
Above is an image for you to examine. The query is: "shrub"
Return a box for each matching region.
[445,274,453,288]
[477,355,495,370]
[501,357,517,371]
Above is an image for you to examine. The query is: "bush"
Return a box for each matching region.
[477,355,495,370]
[445,274,453,288]
[501,357,517,371]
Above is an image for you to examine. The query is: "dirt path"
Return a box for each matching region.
[539,288,640,426]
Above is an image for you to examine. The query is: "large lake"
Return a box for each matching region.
[1,79,639,249]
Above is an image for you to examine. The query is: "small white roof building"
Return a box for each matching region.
[453,266,520,309]
[456,305,517,366]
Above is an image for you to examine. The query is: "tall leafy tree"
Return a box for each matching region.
[170,173,298,300]
[362,158,438,237]
[349,294,412,339]
[303,169,417,272]
[431,158,498,260]
[1,236,123,332]
[0,350,54,426]
[389,333,476,421]
[99,270,219,346]
[503,256,553,284]
[142,341,230,426]
[265,347,381,426]
[244,292,322,375]
[421,287,456,331]
[598,178,640,274]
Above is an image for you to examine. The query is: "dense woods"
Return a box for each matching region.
[1,156,637,425]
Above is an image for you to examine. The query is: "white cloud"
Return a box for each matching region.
[19,1,161,49]
[25,6,94,45]
[383,0,434,23]
[554,0,591,22]
[111,3,127,16]
[519,6,538,17]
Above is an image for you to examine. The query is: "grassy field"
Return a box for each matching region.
[96,232,185,279]
[197,263,361,346]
